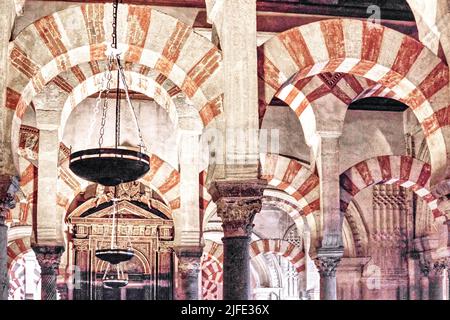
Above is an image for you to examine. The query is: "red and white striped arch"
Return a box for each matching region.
[201,239,306,299]
[340,155,445,222]
[59,70,181,140]
[201,240,223,300]
[250,239,306,273]
[260,153,320,216]
[259,19,450,184]
[140,154,180,210]
[7,3,223,169]
[7,238,30,269]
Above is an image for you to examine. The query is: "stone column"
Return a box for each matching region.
[315,248,343,300]
[209,180,265,300]
[174,246,202,300]
[0,176,19,300]
[32,245,64,300]
[429,259,446,300]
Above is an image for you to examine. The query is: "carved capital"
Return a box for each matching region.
[315,248,343,278]
[217,198,262,237]
[209,180,266,237]
[315,255,342,278]
[430,258,447,277]
[32,245,65,275]
[0,175,19,224]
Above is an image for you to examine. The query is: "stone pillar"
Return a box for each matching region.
[317,132,343,248]
[209,180,265,300]
[315,249,343,300]
[0,0,18,176]
[33,84,65,244]
[315,131,343,300]
[0,175,19,300]
[174,246,202,300]
[32,245,64,300]
[175,132,201,246]
[429,259,446,300]
[205,0,260,179]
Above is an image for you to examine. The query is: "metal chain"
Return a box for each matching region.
[98,56,114,148]
[116,57,148,153]
[111,0,118,50]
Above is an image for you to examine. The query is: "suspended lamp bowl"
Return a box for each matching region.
[103,278,128,289]
[69,148,150,186]
[95,248,135,264]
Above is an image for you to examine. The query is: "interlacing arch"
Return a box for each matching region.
[340,155,445,222]
[258,19,450,184]
[7,3,223,170]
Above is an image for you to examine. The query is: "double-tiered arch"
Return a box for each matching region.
[258,19,450,185]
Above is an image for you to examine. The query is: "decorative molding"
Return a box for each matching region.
[209,180,266,237]
[315,255,342,278]
[32,245,65,275]
[0,176,20,224]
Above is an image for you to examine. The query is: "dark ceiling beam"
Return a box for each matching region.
[29,0,415,21]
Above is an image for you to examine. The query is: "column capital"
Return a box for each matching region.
[209,180,266,237]
[32,245,65,275]
[0,175,19,224]
[315,248,344,278]
[430,258,448,277]
[210,180,267,237]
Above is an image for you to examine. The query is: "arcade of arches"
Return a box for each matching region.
[1,0,450,301]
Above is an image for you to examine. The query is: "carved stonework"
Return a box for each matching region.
[217,198,262,236]
[430,259,447,277]
[32,245,65,275]
[0,176,20,224]
[209,180,266,237]
[315,255,342,278]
